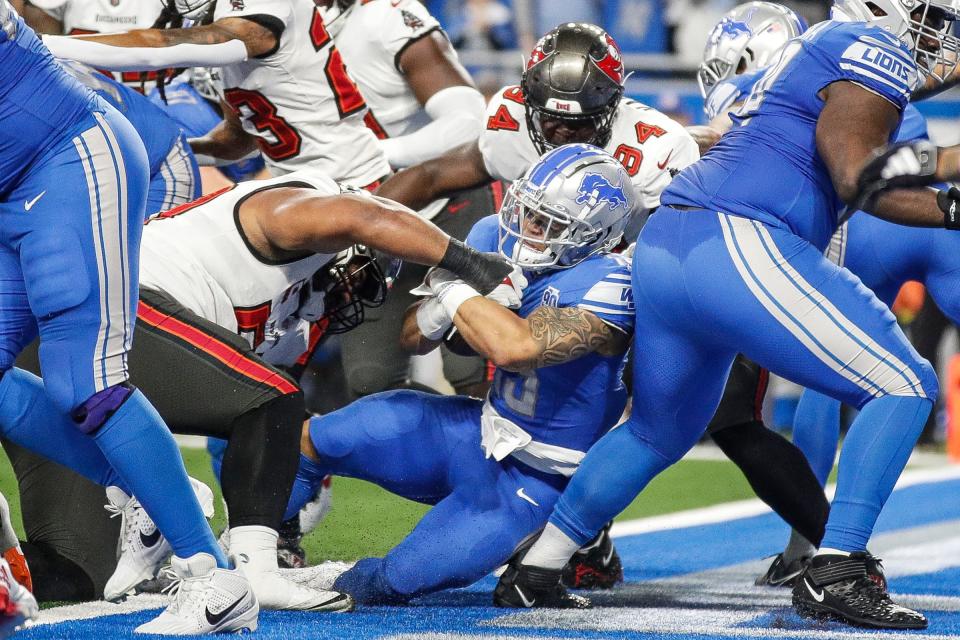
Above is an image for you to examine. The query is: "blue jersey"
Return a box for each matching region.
[0,10,99,196]
[466,215,634,453]
[60,61,183,179]
[668,21,918,250]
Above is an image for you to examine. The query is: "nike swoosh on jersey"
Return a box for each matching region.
[24,191,46,211]
[656,151,674,171]
[205,595,247,626]
[804,578,825,602]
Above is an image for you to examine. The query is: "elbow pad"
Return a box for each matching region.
[380,85,486,168]
[42,35,248,71]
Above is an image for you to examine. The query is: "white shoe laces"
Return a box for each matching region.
[104,498,141,554]
[159,566,206,617]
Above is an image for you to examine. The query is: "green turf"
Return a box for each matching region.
[0,447,802,563]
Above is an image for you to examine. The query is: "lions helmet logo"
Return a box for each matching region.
[709,12,755,45]
[576,173,629,211]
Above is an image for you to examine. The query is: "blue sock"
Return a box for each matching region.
[92,390,228,568]
[283,453,327,522]
[0,368,126,490]
[549,420,674,546]
[333,558,405,604]
[792,389,841,485]
[821,395,930,551]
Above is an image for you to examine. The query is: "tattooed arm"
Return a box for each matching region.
[42,17,277,69]
[443,297,629,373]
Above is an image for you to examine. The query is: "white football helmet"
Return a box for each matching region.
[698,2,806,98]
[833,0,960,81]
[497,144,636,271]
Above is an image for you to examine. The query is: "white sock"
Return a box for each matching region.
[0,493,19,552]
[228,525,279,574]
[816,547,852,557]
[520,523,581,570]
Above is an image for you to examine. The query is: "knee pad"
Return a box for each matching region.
[20,230,91,319]
[71,383,135,434]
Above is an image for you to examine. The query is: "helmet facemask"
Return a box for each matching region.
[906,2,960,82]
[311,247,398,334]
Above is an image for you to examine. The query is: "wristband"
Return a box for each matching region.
[437,282,481,319]
[415,297,452,341]
[938,187,960,230]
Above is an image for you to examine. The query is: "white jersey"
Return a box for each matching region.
[479,86,700,212]
[322,0,441,138]
[214,0,390,185]
[29,0,163,92]
[139,171,343,366]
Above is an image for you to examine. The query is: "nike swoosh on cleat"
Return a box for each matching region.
[205,595,246,626]
[804,578,825,603]
[516,488,539,506]
[601,544,614,567]
[514,585,535,608]
[139,528,162,548]
[24,191,45,211]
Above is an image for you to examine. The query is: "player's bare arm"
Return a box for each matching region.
[189,98,258,162]
[21,1,61,34]
[41,16,275,69]
[375,140,492,210]
[817,80,946,226]
[402,296,628,373]
[400,30,475,104]
[685,125,723,155]
[238,187,510,291]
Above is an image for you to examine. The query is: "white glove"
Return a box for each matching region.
[485,268,527,309]
[415,297,452,341]
[411,267,481,318]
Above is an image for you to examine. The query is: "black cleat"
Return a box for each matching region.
[562,522,623,590]
[793,552,926,630]
[756,553,810,588]
[276,517,307,569]
[494,564,591,609]
[864,553,888,592]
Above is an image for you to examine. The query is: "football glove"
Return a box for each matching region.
[855,140,939,208]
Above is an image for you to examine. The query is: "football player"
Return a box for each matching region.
[59,59,201,215]
[11,170,512,610]
[0,2,258,634]
[282,144,636,605]
[702,0,960,586]
[42,0,391,186]
[499,0,960,630]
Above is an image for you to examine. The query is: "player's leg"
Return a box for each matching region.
[707,356,829,585]
[12,109,255,633]
[127,288,348,611]
[287,390,482,519]
[145,134,201,216]
[336,463,563,604]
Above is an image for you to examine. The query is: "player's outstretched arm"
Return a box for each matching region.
[399,300,444,355]
[244,187,511,293]
[817,81,955,228]
[374,140,492,211]
[451,299,629,373]
[41,17,276,70]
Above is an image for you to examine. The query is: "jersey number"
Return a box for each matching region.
[223,88,303,161]
[309,11,367,118]
[487,105,520,132]
[613,144,643,176]
[235,302,272,349]
[494,369,539,418]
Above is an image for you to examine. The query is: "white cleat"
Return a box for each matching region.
[280,561,354,591]
[104,478,215,602]
[230,525,353,612]
[135,553,258,635]
[299,476,333,536]
[0,556,38,635]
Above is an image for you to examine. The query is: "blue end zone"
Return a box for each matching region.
[20,473,960,639]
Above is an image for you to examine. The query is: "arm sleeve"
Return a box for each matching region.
[42,35,248,71]
[379,85,486,168]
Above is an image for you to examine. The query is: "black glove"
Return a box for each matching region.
[438,238,512,295]
[938,186,960,230]
[855,140,939,209]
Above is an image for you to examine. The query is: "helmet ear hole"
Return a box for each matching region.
[865,2,888,16]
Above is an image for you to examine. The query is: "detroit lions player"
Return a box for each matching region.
[59,60,201,215]
[500,0,960,629]
[282,144,636,605]
[701,0,951,586]
[0,2,257,634]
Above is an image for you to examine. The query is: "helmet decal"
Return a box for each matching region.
[576,173,629,211]
[593,34,625,84]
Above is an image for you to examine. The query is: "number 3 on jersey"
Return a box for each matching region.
[223,88,303,161]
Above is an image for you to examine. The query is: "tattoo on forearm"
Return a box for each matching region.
[526,306,626,368]
[158,19,271,48]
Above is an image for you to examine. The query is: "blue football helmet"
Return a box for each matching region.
[497,144,637,271]
[698,2,806,98]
